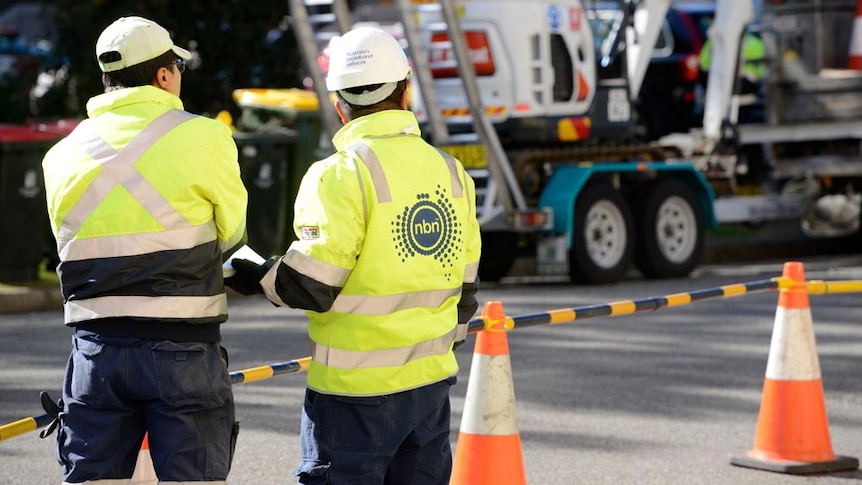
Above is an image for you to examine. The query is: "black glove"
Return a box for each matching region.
[226,257,276,295]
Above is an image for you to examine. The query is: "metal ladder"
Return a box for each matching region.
[288,0,527,226]
[287,0,351,143]
[394,0,525,226]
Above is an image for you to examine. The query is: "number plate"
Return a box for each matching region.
[439,144,487,169]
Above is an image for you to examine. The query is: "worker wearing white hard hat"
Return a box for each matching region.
[225,26,482,484]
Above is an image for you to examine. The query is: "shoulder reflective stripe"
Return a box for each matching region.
[347,142,391,203]
[311,326,457,369]
[59,222,216,261]
[331,287,462,315]
[350,156,368,224]
[58,110,197,241]
[64,294,226,323]
[464,262,479,284]
[283,248,351,288]
[435,148,463,198]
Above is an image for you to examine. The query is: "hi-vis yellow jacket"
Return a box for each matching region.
[42,86,247,342]
[260,109,481,396]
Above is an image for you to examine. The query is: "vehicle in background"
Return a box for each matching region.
[290,0,862,287]
[0,2,57,123]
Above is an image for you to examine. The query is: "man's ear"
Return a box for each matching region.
[154,67,170,89]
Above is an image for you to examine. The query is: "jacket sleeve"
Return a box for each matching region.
[208,122,248,258]
[454,163,482,342]
[260,155,364,310]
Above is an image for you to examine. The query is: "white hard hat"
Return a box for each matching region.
[325,26,410,106]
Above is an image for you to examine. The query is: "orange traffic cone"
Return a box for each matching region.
[130,433,157,484]
[450,301,526,485]
[730,262,858,474]
[848,0,862,69]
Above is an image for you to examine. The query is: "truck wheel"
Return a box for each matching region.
[478,231,517,282]
[634,178,704,279]
[570,184,634,284]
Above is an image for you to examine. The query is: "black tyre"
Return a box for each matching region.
[477,231,517,282]
[634,178,704,279]
[569,184,635,284]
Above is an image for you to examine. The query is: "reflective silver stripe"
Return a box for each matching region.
[464,261,479,284]
[219,225,246,255]
[283,248,351,287]
[350,156,368,224]
[58,110,197,245]
[60,222,217,261]
[347,142,391,203]
[435,148,463,198]
[331,287,461,315]
[260,255,288,306]
[311,326,457,369]
[454,322,468,342]
[65,294,226,323]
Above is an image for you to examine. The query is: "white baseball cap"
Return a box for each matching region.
[96,16,191,73]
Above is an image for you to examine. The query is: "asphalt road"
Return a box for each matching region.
[2,254,862,484]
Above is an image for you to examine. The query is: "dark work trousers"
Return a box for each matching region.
[56,332,239,483]
[293,376,457,485]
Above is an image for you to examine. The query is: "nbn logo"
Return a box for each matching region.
[393,186,462,273]
[407,203,444,255]
[414,218,440,235]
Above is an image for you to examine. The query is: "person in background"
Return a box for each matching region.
[226,26,482,485]
[41,16,247,484]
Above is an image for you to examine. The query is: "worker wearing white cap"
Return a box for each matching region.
[41,16,247,484]
[226,26,482,484]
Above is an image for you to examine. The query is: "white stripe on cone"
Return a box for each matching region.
[130,446,157,485]
[764,307,821,381]
[459,353,519,436]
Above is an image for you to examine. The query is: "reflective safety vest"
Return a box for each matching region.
[42,86,247,336]
[260,110,482,396]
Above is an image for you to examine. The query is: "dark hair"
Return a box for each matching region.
[336,79,408,120]
[100,50,177,91]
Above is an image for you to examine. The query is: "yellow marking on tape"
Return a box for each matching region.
[297,357,312,372]
[548,309,576,324]
[721,284,747,297]
[665,293,691,307]
[241,366,275,383]
[773,276,793,290]
[807,280,862,294]
[609,301,636,315]
[0,417,37,441]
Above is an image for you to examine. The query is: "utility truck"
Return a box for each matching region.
[288,0,862,284]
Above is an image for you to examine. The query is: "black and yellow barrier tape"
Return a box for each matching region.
[4,276,862,441]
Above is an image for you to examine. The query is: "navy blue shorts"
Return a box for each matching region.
[56,333,238,483]
[293,377,456,485]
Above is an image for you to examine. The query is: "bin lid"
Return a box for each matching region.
[0,124,61,143]
[233,88,323,113]
[29,118,82,137]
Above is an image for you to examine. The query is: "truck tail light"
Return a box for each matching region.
[679,54,700,82]
[430,31,495,78]
[514,209,553,230]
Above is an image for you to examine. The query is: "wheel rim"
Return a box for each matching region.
[585,200,627,269]
[655,195,697,264]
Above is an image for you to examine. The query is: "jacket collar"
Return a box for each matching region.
[86,85,184,117]
[332,109,422,151]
